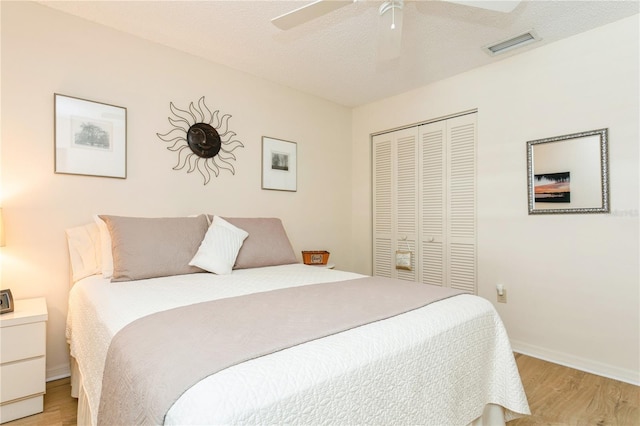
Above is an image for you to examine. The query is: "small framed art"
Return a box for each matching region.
[54,94,127,179]
[262,136,297,191]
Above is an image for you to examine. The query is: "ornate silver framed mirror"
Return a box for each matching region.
[527,128,609,215]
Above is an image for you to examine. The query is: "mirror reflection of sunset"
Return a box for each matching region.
[535,180,570,194]
[534,172,570,202]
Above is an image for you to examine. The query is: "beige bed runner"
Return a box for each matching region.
[97,276,464,425]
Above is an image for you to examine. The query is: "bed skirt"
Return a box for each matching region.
[70,356,506,426]
[70,358,92,426]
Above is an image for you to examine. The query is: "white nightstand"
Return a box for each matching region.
[0,297,48,424]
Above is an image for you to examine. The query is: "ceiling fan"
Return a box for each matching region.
[272,0,521,61]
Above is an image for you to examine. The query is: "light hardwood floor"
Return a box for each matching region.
[4,354,639,425]
[509,353,639,425]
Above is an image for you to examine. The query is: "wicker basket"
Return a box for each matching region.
[302,250,330,265]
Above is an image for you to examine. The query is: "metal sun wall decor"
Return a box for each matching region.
[157,97,244,184]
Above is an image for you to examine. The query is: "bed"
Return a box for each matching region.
[65,214,530,425]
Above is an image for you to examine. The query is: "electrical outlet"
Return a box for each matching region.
[497,289,507,303]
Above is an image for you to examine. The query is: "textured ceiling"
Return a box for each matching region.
[39,0,639,107]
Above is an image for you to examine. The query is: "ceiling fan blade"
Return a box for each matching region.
[272,0,353,30]
[377,3,403,62]
[444,0,521,13]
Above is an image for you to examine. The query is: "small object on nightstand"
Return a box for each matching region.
[0,289,14,314]
[0,297,48,424]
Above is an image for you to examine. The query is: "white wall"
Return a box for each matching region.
[0,2,353,379]
[352,16,639,384]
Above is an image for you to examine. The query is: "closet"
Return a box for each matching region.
[372,112,477,293]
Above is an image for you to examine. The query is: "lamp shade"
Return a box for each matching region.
[0,208,5,247]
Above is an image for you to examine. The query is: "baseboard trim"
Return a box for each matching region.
[47,363,71,382]
[511,339,639,386]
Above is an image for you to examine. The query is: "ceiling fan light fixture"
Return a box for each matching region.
[483,30,541,56]
[377,0,404,61]
[379,0,404,30]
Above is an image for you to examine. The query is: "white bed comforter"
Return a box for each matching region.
[66,264,529,425]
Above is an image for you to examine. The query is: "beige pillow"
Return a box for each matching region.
[99,215,209,282]
[222,217,298,269]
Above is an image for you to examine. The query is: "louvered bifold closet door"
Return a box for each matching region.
[447,114,477,293]
[372,128,418,280]
[419,120,446,287]
[373,113,475,290]
[372,135,393,278]
[395,130,418,281]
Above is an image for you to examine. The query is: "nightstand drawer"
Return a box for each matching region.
[0,322,46,364]
[0,356,46,403]
[0,395,44,424]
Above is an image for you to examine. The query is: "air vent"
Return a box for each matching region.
[483,30,540,56]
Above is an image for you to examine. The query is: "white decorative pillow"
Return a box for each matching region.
[65,222,102,283]
[190,216,249,275]
[94,215,114,279]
